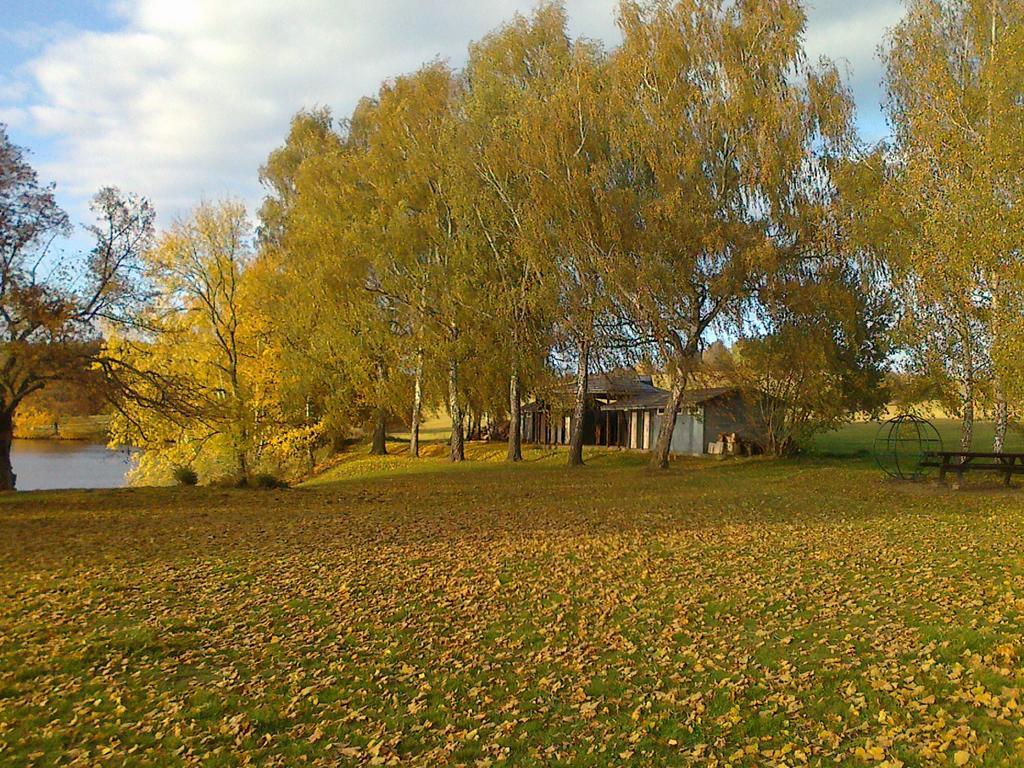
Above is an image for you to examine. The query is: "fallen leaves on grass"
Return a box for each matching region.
[2,454,1024,766]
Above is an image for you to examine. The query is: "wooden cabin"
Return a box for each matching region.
[521,373,768,456]
[521,371,662,447]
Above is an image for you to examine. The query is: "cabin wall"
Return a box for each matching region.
[521,401,603,446]
[523,391,768,454]
[647,406,704,456]
[703,393,767,449]
[672,407,704,455]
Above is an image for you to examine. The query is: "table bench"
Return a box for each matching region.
[921,451,1024,488]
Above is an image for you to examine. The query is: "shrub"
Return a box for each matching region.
[252,473,288,490]
[172,466,198,486]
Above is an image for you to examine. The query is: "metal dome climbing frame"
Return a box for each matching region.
[872,413,944,481]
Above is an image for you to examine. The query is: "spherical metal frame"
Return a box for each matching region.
[872,414,944,481]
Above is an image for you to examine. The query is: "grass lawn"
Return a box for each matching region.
[4,443,1024,766]
[809,418,1024,459]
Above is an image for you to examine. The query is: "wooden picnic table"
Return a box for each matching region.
[921,451,1024,488]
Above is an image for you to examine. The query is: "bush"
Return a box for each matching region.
[172,466,198,486]
[252,473,288,490]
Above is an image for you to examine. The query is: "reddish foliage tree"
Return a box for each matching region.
[0,126,154,489]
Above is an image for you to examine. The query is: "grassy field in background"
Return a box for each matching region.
[809,419,1024,459]
[382,411,1018,462]
[4,444,1024,765]
[389,412,453,445]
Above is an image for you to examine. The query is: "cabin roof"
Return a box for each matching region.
[521,370,660,412]
[522,383,742,413]
[581,371,660,396]
[600,386,739,411]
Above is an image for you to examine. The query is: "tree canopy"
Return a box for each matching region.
[0,126,153,489]
[6,0,1021,486]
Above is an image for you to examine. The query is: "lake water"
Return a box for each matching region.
[12,439,136,491]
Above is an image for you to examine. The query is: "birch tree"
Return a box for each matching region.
[883,0,1024,451]
[254,108,348,458]
[518,38,617,467]
[275,103,414,457]
[258,108,339,251]
[457,2,568,461]
[359,65,472,461]
[608,0,854,469]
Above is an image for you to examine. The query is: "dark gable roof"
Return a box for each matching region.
[598,388,669,410]
[523,371,658,412]
[601,386,739,411]
[578,370,659,397]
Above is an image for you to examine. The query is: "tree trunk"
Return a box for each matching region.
[508,370,522,462]
[650,373,687,470]
[0,408,15,491]
[991,276,1008,454]
[994,374,1008,454]
[370,408,388,456]
[448,358,464,462]
[567,339,590,467]
[237,450,248,483]
[960,376,974,455]
[410,350,423,458]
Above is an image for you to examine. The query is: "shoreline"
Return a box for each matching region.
[13,434,110,443]
[14,414,111,443]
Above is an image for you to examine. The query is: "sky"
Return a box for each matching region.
[1,0,906,254]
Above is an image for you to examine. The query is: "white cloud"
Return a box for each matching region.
[4,0,902,227]
[0,20,79,51]
[0,76,30,105]
[804,0,906,136]
[0,107,29,130]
